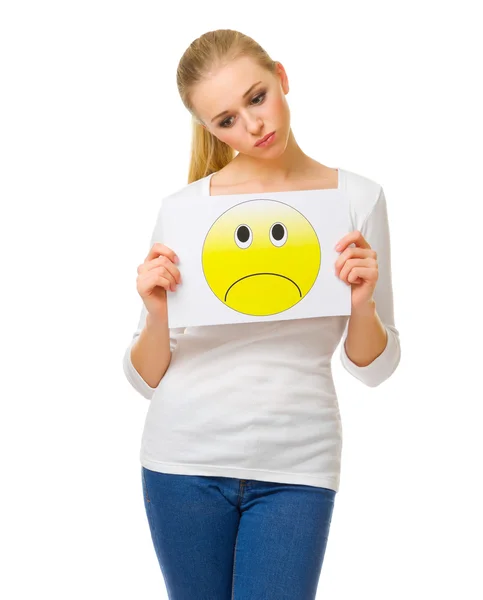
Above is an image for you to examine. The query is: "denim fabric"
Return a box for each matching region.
[142,466,336,599]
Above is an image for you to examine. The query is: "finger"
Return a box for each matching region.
[154,265,178,291]
[334,248,367,269]
[348,265,378,284]
[154,270,177,292]
[348,269,362,283]
[137,270,171,295]
[139,264,177,292]
[339,258,374,281]
[139,255,182,284]
[145,242,179,264]
[335,249,374,272]
[335,230,371,251]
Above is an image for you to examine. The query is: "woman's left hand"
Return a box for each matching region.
[334,230,378,312]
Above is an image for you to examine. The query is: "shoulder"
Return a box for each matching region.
[148,176,207,243]
[162,175,207,205]
[341,168,385,229]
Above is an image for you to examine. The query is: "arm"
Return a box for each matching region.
[122,303,183,400]
[130,313,172,387]
[340,186,401,387]
[122,198,184,399]
[344,298,388,366]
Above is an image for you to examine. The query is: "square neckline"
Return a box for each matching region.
[203,168,343,197]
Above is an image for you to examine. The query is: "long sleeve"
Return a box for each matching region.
[122,199,184,400]
[340,186,401,387]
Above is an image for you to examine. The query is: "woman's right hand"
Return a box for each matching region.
[136,243,181,323]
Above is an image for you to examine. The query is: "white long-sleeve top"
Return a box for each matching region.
[122,167,401,492]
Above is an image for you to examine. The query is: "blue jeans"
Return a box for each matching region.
[141,466,337,599]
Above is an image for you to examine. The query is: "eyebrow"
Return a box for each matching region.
[210,81,262,122]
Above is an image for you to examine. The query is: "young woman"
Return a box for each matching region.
[123,29,401,600]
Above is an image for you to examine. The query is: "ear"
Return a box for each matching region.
[275,61,289,95]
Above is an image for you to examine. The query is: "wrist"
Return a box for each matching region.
[146,312,168,332]
[351,298,376,318]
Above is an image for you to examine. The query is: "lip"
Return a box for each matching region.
[255,131,276,147]
[225,273,301,301]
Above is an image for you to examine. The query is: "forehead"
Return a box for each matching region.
[191,56,269,121]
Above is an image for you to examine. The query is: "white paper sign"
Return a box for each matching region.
[161,189,352,328]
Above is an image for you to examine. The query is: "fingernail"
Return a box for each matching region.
[335,243,341,251]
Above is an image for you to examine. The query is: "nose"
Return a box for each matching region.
[242,111,263,135]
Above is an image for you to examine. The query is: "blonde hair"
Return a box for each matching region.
[176,29,278,184]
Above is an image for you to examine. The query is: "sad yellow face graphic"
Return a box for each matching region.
[201,199,321,316]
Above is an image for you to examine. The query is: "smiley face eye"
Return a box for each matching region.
[270,222,287,247]
[235,224,253,249]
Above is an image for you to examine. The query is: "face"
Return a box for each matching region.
[190,56,290,157]
[201,199,321,316]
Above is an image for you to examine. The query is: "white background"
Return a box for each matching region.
[1,1,481,598]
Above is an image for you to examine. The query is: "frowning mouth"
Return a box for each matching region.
[224,272,301,302]
[255,131,276,147]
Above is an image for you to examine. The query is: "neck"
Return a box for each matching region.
[230,129,315,183]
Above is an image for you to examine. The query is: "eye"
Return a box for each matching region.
[270,222,287,247]
[220,117,234,129]
[234,224,253,248]
[251,91,266,105]
[219,91,267,128]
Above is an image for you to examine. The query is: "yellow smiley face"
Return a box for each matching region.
[201,199,321,316]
